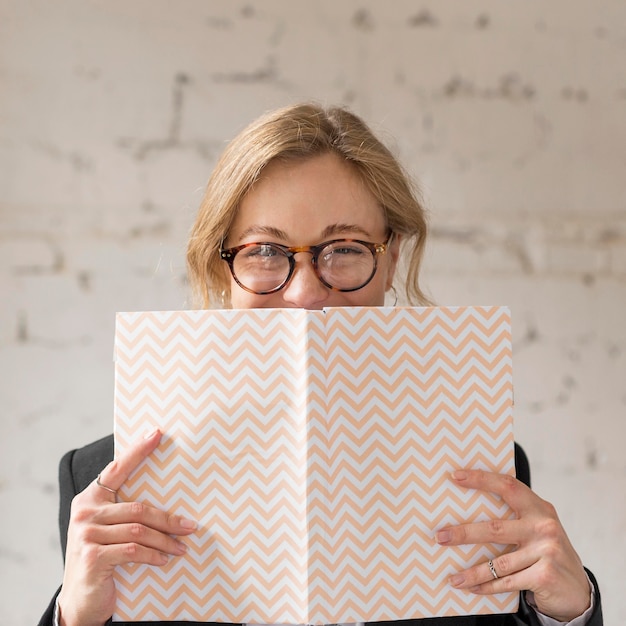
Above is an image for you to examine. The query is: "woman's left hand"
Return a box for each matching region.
[436,469,591,622]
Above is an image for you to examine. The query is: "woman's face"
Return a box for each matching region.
[225,152,400,310]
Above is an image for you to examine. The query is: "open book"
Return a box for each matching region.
[113,306,518,623]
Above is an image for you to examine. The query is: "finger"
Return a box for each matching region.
[465,555,592,621]
[466,564,538,597]
[448,550,537,590]
[451,469,538,516]
[436,517,528,547]
[94,499,197,536]
[96,428,162,494]
[88,521,190,557]
[94,541,174,569]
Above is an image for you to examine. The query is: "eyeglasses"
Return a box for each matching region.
[220,233,393,295]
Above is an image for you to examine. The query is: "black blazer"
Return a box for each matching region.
[39,436,602,626]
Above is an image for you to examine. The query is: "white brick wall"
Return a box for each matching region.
[1,1,624,623]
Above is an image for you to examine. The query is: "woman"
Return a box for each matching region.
[39,103,602,626]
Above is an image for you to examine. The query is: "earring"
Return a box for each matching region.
[389,285,398,307]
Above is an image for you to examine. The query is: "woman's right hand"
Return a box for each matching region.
[56,429,198,626]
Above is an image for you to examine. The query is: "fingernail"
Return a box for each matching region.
[452,470,468,481]
[180,517,197,530]
[144,428,161,439]
[176,541,188,554]
[449,574,465,587]
[436,530,452,544]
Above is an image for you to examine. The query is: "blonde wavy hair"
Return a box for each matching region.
[187,102,430,307]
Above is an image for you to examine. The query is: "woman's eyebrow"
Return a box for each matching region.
[236,222,373,243]
[320,223,372,239]
[236,225,290,241]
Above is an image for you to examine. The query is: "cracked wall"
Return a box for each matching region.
[1,1,625,624]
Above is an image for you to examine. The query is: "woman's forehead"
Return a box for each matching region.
[229,153,386,243]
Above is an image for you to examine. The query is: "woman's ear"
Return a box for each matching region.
[385,233,402,291]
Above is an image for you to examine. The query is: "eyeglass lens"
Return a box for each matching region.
[231,240,377,293]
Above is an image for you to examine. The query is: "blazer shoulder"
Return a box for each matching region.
[514,442,531,488]
[60,434,114,496]
[58,434,114,559]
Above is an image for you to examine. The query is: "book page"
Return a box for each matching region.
[306,306,517,623]
[113,308,310,623]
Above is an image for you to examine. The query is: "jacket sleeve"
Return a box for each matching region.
[38,436,115,625]
[58,448,78,560]
[37,586,61,626]
[59,435,115,559]
[513,446,603,625]
[37,450,78,626]
[516,568,603,626]
[579,568,603,626]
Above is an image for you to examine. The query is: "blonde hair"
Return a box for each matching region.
[187,103,430,307]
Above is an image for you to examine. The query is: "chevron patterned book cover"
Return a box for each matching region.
[112,306,518,623]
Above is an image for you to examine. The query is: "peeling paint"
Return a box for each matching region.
[408,10,438,28]
[17,310,28,343]
[117,73,220,161]
[74,65,101,80]
[607,343,622,358]
[169,72,189,140]
[128,221,171,239]
[556,391,570,405]
[12,243,64,275]
[206,16,233,29]
[353,8,375,31]
[582,273,596,287]
[475,14,490,29]
[594,26,608,39]
[77,270,91,291]
[443,75,473,98]
[33,142,94,172]
[431,225,480,243]
[505,236,535,274]
[0,547,27,564]
[561,86,589,102]
[585,438,600,470]
[241,5,255,18]
[211,57,278,84]
[562,375,577,390]
[441,73,535,101]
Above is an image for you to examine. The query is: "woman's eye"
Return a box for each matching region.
[336,246,363,254]
[326,245,364,258]
[246,244,279,258]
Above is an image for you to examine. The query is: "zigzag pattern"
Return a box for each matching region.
[112,306,517,623]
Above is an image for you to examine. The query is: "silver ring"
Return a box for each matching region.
[96,473,117,495]
[488,559,499,579]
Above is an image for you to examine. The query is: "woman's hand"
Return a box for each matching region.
[436,469,591,622]
[57,430,198,626]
